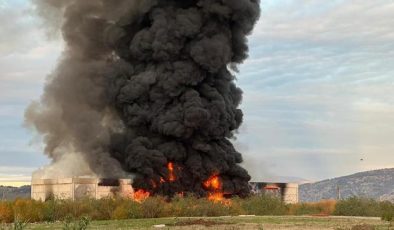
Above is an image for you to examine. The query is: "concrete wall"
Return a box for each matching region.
[32,178,298,203]
[249,182,299,204]
[31,178,134,201]
[282,183,299,204]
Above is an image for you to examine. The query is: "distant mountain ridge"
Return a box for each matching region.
[1,169,394,202]
[0,186,30,200]
[300,168,394,202]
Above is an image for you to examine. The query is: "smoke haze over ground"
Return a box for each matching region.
[25,0,260,197]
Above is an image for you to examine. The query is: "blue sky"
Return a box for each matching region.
[1,0,394,184]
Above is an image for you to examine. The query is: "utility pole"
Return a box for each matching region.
[336,184,341,200]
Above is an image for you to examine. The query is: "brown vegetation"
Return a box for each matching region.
[0,196,392,224]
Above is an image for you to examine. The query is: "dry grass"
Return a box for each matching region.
[288,199,337,216]
[4,216,388,230]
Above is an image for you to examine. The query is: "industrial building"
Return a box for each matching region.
[31,178,134,201]
[31,178,298,203]
[249,182,299,204]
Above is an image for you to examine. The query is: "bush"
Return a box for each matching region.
[193,198,231,217]
[226,197,246,216]
[6,194,394,223]
[89,198,118,220]
[288,203,322,215]
[42,198,58,222]
[72,199,95,218]
[314,199,337,215]
[333,197,388,217]
[380,201,394,222]
[240,195,287,216]
[13,199,45,222]
[288,200,336,216]
[62,216,90,230]
[111,204,129,220]
[0,202,14,223]
[11,218,29,230]
[141,197,166,218]
[126,201,144,219]
[111,200,142,220]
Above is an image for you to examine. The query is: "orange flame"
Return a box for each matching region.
[203,175,227,202]
[203,175,221,190]
[133,189,150,202]
[207,192,224,202]
[167,162,176,182]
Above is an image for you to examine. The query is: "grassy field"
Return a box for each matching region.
[12,216,391,230]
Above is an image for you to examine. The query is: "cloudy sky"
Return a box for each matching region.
[1,0,394,185]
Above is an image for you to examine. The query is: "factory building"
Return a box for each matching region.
[249,182,299,204]
[31,178,298,203]
[31,178,134,201]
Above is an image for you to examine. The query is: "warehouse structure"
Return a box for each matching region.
[31,178,298,203]
[249,182,299,204]
[31,178,134,201]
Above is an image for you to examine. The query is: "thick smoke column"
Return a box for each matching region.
[26,0,260,197]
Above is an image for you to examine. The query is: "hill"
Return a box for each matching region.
[1,169,394,202]
[0,185,30,200]
[300,168,394,202]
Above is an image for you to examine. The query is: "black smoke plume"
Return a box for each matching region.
[26,0,261,197]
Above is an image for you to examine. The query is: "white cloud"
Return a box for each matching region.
[0,1,37,56]
[237,0,394,180]
[255,0,394,43]
[0,1,58,176]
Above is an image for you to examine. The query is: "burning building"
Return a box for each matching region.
[26,0,261,198]
[32,178,299,204]
[31,178,134,201]
[249,182,299,204]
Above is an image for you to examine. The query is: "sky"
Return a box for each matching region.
[1,0,394,185]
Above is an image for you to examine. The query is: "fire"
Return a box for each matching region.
[203,175,221,190]
[133,189,150,202]
[167,162,176,182]
[207,192,224,202]
[203,175,228,202]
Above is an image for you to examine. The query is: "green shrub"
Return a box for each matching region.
[240,195,287,216]
[89,198,118,220]
[141,197,166,218]
[111,200,142,220]
[11,218,29,230]
[8,194,394,223]
[163,196,230,217]
[380,201,394,222]
[126,201,144,219]
[62,216,90,230]
[73,199,95,218]
[334,197,382,217]
[226,197,246,216]
[42,198,58,222]
[194,199,231,217]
